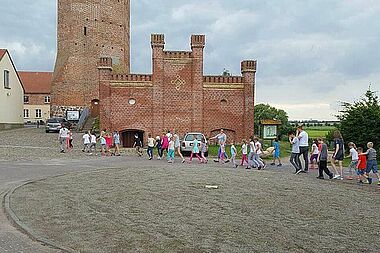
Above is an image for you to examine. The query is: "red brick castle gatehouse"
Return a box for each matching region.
[52,0,257,147]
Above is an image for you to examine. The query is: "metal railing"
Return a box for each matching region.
[77,107,90,131]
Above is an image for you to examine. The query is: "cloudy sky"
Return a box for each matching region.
[1,0,379,120]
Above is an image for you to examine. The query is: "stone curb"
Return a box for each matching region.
[3,177,79,253]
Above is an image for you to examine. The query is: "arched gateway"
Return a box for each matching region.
[121,130,144,148]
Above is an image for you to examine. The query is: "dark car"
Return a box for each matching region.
[45,118,71,133]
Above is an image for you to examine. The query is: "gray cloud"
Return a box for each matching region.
[1,0,379,120]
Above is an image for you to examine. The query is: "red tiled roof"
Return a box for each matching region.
[18,72,52,94]
[0,49,7,60]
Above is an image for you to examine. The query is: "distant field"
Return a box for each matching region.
[306,130,330,139]
[304,126,335,140]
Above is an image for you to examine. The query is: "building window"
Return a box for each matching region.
[35,109,42,118]
[44,96,51,104]
[84,26,87,36]
[128,99,136,105]
[24,96,29,104]
[24,109,29,118]
[4,70,10,89]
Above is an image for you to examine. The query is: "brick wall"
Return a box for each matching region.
[99,34,256,146]
[25,93,49,105]
[52,0,131,117]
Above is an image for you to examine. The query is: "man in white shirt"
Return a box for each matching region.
[297,125,309,172]
[58,124,69,153]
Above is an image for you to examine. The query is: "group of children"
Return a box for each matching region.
[78,129,121,156]
[136,130,269,169]
[346,142,379,185]
[74,127,379,185]
[141,131,207,164]
[288,128,379,185]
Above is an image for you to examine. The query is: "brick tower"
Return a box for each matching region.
[51,0,130,117]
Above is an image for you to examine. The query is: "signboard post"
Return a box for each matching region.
[259,119,282,144]
[66,110,80,121]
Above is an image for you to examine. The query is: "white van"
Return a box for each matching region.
[180,132,208,156]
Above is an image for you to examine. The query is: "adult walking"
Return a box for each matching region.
[317,138,333,179]
[331,130,344,180]
[210,129,228,162]
[58,124,69,153]
[297,125,309,172]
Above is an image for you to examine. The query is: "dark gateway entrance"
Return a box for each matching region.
[91,99,100,118]
[121,130,144,148]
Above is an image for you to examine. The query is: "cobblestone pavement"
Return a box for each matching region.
[0,128,379,252]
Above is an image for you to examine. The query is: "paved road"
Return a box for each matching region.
[0,156,141,253]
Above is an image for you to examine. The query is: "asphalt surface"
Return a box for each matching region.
[0,157,133,253]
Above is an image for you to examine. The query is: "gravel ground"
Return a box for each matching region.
[10,162,380,253]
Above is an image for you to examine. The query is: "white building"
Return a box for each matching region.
[0,49,24,130]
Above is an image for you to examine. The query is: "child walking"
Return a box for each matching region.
[167,137,175,163]
[254,137,266,170]
[316,138,333,179]
[345,142,358,180]
[82,131,91,153]
[105,133,112,156]
[219,142,227,164]
[230,141,238,168]
[364,142,380,185]
[357,147,368,184]
[133,134,143,157]
[155,136,162,160]
[113,131,121,156]
[174,132,185,163]
[67,128,73,151]
[310,139,319,170]
[90,132,97,154]
[200,138,208,163]
[147,134,155,160]
[289,132,302,174]
[271,138,282,167]
[240,139,248,166]
[247,137,259,169]
[99,134,107,156]
[189,136,202,163]
[161,132,169,157]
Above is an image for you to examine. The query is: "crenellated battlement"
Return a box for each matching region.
[163,51,193,59]
[241,60,257,73]
[98,57,113,68]
[110,74,152,82]
[191,35,206,48]
[151,34,165,47]
[203,76,244,84]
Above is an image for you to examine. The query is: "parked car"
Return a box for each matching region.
[180,132,208,156]
[45,118,71,133]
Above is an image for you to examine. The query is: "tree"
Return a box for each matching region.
[222,68,231,77]
[337,89,380,153]
[254,104,291,138]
